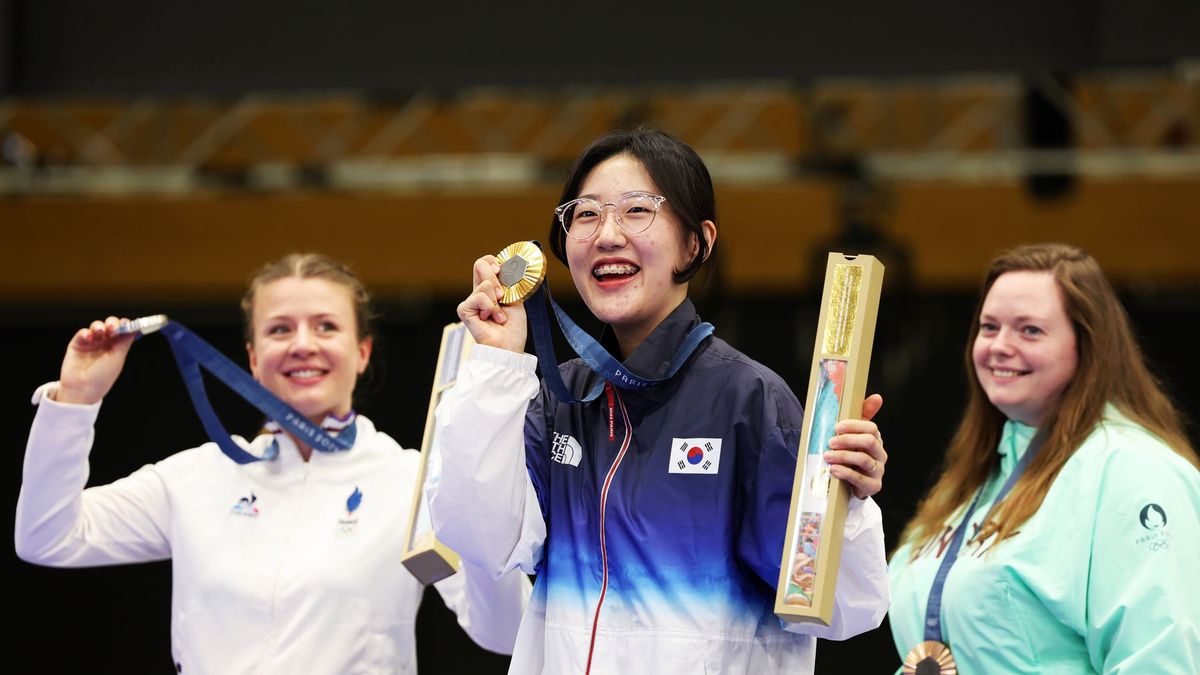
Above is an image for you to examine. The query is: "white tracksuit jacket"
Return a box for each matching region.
[16,383,530,675]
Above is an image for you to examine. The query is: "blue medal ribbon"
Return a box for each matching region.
[159,322,355,465]
[523,278,714,403]
[922,427,1047,643]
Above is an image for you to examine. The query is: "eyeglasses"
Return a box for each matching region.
[555,192,667,241]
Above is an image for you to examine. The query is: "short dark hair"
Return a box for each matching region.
[548,128,716,283]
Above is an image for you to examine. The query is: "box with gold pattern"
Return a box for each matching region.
[775,253,884,625]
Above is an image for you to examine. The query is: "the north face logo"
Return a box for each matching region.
[551,432,583,467]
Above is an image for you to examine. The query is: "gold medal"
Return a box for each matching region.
[903,640,957,675]
[496,241,546,305]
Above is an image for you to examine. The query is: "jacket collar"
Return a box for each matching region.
[598,297,704,382]
[262,412,364,471]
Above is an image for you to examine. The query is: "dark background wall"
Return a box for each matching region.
[0,1,11,97]
[6,0,1199,97]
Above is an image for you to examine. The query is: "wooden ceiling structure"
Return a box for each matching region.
[4,69,1197,300]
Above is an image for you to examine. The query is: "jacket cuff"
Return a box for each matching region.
[32,381,103,411]
[469,344,538,373]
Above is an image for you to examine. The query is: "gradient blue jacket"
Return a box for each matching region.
[430,300,888,674]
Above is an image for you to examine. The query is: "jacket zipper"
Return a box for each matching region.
[586,385,631,675]
[268,457,311,649]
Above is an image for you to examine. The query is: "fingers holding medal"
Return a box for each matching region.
[458,241,544,353]
[58,314,153,405]
[495,241,546,305]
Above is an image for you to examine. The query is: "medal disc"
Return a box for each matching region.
[902,640,957,675]
[496,241,547,305]
[116,314,170,336]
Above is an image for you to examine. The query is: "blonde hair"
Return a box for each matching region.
[901,243,1197,552]
[240,253,375,344]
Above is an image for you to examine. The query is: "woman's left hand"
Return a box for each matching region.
[824,394,887,499]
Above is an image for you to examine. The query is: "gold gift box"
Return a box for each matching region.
[775,253,884,625]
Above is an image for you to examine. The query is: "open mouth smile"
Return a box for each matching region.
[989,368,1030,379]
[285,368,329,381]
[592,262,640,280]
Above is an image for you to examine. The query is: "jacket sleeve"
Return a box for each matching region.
[15,383,172,566]
[431,557,532,654]
[1084,435,1200,673]
[427,346,548,577]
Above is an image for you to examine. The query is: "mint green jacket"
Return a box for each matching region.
[888,409,1199,674]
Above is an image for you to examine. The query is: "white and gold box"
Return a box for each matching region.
[775,253,885,625]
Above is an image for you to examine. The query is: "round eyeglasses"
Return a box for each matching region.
[555,192,667,241]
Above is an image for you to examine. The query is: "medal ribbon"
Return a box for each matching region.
[159,322,355,464]
[922,427,1047,643]
[523,275,713,403]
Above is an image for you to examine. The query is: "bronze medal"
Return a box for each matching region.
[496,241,546,305]
[903,640,957,675]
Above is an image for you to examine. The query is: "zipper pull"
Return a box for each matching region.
[605,381,615,442]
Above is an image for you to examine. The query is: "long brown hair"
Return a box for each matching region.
[901,243,1197,552]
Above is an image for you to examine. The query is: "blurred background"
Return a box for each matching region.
[4,1,1197,672]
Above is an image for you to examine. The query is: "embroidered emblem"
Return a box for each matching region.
[669,438,722,474]
[551,432,583,467]
[230,492,259,517]
[337,486,362,535]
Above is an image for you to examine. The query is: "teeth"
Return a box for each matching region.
[991,369,1026,378]
[289,369,324,378]
[593,263,639,277]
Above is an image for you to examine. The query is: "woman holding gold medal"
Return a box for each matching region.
[15,253,530,674]
[888,243,1200,674]
[428,128,890,673]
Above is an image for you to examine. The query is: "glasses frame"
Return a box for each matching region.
[555,191,668,241]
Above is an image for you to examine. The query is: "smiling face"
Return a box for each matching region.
[972,270,1078,426]
[246,276,372,422]
[565,154,705,355]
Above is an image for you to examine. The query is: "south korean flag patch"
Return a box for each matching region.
[669,438,722,474]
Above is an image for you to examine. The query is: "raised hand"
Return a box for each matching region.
[56,316,138,405]
[457,255,528,353]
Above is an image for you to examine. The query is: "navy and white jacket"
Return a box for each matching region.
[430,299,888,674]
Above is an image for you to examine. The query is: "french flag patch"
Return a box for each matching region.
[669,437,722,474]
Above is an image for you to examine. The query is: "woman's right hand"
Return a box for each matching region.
[55,316,137,405]
[458,255,528,353]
